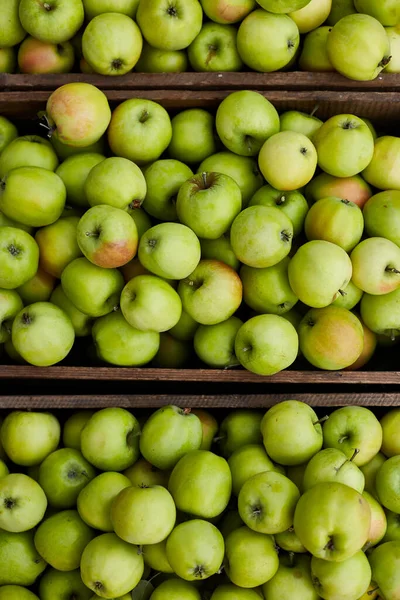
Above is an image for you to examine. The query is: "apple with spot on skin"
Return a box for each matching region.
[229,444,285,496]
[19,0,84,43]
[0,473,47,532]
[299,26,334,72]
[194,316,242,368]
[0,0,26,47]
[363,490,387,546]
[304,197,364,252]
[369,542,400,600]
[188,23,243,72]
[77,471,131,532]
[237,10,300,72]
[289,0,331,34]
[249,186,309,237]
[83,0,140,20]
[51,285,93,337]
[311,551,371,600]
[363,136,400,190]
[201,0,256,23]
[56,153,105,208]
[169,109,217,165]
[39,568,92,600]
[303,448,365,493]
[151,578,200,599]
[351,237,400,295]
[225,526,278,587]
[305,172,372,208]
[0,116,18,155]
[0,135,58,179]
[124,458,170,488]
[354,0,400,26]
[241,258,298,316]
[142,159,193,222]
[0,289,23,343]
[216,91,280,157]
[331,280,363,310]
[0,227,39,290]
[327,0,356,25]
[18,37,74,74]
[0,529,46,586]
[136,42,188,73]
[36,216,82,278]
[142,539,173,574]
[363,190,400,247]
[17,267,55,304]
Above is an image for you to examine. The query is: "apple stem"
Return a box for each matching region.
[201,172,208,189]
[368,588,380,596]
[213,435,226,443]
[43,2,52,10]
[130,199,142,210]
[313,415,329,426]
[391,329,396,342]
[385,266,400,274]
[338,435,349,443]
[379,55,392,68]
[350,448,360,462]
[183,408,191,415]
[288,551,295,566]
[310,104,319,117]
[338,289,347,296]
[38,113,56,139]
[276,195,286,205]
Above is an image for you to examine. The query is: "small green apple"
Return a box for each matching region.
[0,210,32,232]
[194,316,242,368]
[39,568,92,600]
[376,456,400,512]
[17,267,55,304]
[280,110,323,139]
[303,448,365,492]
[78,472,131,532]
[127,207,152,240]
[299,26,334,71]
[169,109,217,165]
[63,410,94,450]
[311,550,371,600]
[383,510,400,543]
[327,0,356,25]
[381,409,400,457]
[169,310,199,341]
[289,0,331,34]
[201,0,256,23]
[56,153,105,208]
[136,42,188,72]
[386,25,400,73]
[229,444,284,496]
[153,333,192,368]
[225,526,278,587]
[262,554,319,600]
[363,136,400,190]
[1,410,60,466]
[361,287,400,340]
[142,159,193,221]
[241,258,298,315]
[191,409,218,452]
[0,473,47,532]
[0,116,18,156]
[124,458,170,488]
[274,527,307,553]
[0,530,46,586]
[51,134,106,161]
[0,460,9,478]
[137,0,202,51]
[0,135,58,178]
[305,172,372,209]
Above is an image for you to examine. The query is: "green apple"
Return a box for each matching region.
[229,444,284,496]
[303,448,365,493]
[200,235,240,271]
[363,190,400,246]
[0,473,47,532]
[274,527,307,553]
[0,586,39,600]
[216,91,280,157]
[225,526,278,587]
[311,550,371,600]
[361,287,400,340]
[280,110,323,140]
[201,0,256,23]
[193,316,242,368]
[305,172,372,209]
[0,530,46,586]
[142,159,193,221]
[111,484,176,544]
[327,13,391,80]
[34,509,94,571]
[143,540,173,574]
[0,228,39,290]
[305,197,364,252]
[332,280,363,310]
[140,405,202,470]
[1,410,60,466]
[0,117,18,156]
[386,25,400,73]
[354,0,400,26]
[51,134,106,161]
[217,410,263,458]
[12,302,75,367]
[36,216,82,278]
[294,482,371,561]
[263,554,318,600]
[363,490,387,546]
[81,533,144,597]
[137,0,202,51]
[150,578,201,599]
[166,519,224,581]
[51,285,93,337]
[169,109,217,165]
[81,407,140,471]
[17,267,55,304]
[249,186,309,237]
[77,472,131,532]
[327,0,356,25]
[0,166,66,227]
[360,452,386,498]
[61,257,124,317]
[124,457,170,488]
[289,0,331,34]
[136,42,188,72]
[18,37,74,74]
[188,23,243,72]
[381,409,400,457]
[63,410,94,450]
[369,541,400,600]
[383,510,400,543]
[198,152,263,208]
[0,289,23,343]
[376,455,400,512]
[0,135,58,178]
[323,406,382,467]
[289,240,352,308]
[38,448,96,508]
[0,460,9,478]
[241,258,298,315]
[235,314,298,375]
[261,400,324,466]
[169,450,231,518]
[85,157,146,211]
[83,0,139,19]
[56,153,105,208]
[178,259,242,325]
[0,0,26,47]
[169,310,198,341]
[238,471,300,534]
[351,237,400,295]
[39,568,92,600]
[19,0,84,43]
[299,26,335,71]
[363,136,400,190]
[237,10,299,71]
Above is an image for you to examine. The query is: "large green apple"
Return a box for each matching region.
[169,109,217,165]
[51,285,93,337]
[225,526,278,587]
[363,190,400,246]
[63,410,94,450]
[56,153,105,208]
[229,444,284,496]
[1,410,60,466]
[0,289,23,343]
[363,490,387,546]
[201,0,256,23]
[188,23,243,72]
[0,0,26,47]
[194,316,242,368]
[0,530,46,586]
[311,551,371,600]
[363,136,400,190]
[19,0,84,43]
[34,509,94,571]
[241,258,298,315]
[294,482,371,561]
[0,586,39,600]
[369,541,400,600]
[327,14,391,80]
[216,91,279,157]
[136,42,188,72]
[137,0,202,51]
[237,10,299,71]
[280,109,324,139]
[351,237,400,295]
[299,26,334,71]
[124,457,170,488]
[36,216,82,278]
[81,533,144,597]
[249,186,309,237]
[354,0,400,26]
[217,410,263,458]
[261,400,323,466]
[0,227,39,290]
[166,520,224,581]
[39,568,92,600]
[142,159,193,221]
[262,554,319,600]
[77,471,131,532]
[361,287,400,340]
[0,135,58,178]
[0,473,47,532]
[200,235,240,271]
[327,0,356,25]
[289,0,331,34]
[150,578,201,599]
[303,448,365,493]
[305,197,364,252]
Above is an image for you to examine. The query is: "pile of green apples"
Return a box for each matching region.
[1,399,400,599]
[0,0,399,79]
[2,82,400,374]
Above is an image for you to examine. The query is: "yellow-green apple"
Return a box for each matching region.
[376,455,400,512]
[249,186,309,237]
[83,0,140,20]
[381,409,400,457]
[0,135,58,178]
[386,25,400,72]
[262,554,318,600]
[354,0,400,25]
[169,309,199,341]
[225,526,278,587]
[108,98,172,165]
[235,314,298,375]
[383,511,400,543]
[274,527,307,553]
[0,529,46,586]
[288,240,352,308]
[305,172,372,208]
[178,259,242,325]
[332,280,363,310]
[137,0,202,51]
[61,257,124,317]
[39,569,91,600]
[142,159,193,221]
[78,471,131,532]
[241,258,298,315]
[304,197,364,252]
[194,316,242,368]
[228,444,285,496]
[124,458,170,488]
[363,136,400,190]
[166,519,224,581]
[0,586,39,600]
[327,14,391,80]
[311,551,371,600]
[188,23,243,72]
[0,0,26,47]
[299,26,334,71]
[0,289,23,343]
[217,410,263,457]
[0,227,39,290]
[93,310,160,366]
[81,407,140,471]
[51,134,106,161]
[351,237,400,295]
[280,110,323,140]
[259,131,317,190]
[191,409,218,451]
[238,471,300,534]
[34,509,94,571]
[81,532,144,597]
[323,406,382,466]
[0,116,18,155]
[139,405,202,470]
[12,302,75,366]
[0,167,65,227]
[363,490,387,546]
[169,450,231,518]
[303,448,365,493]
[45,83,111,148]
[360,452,386,499]
[345,318,377,370]
[136,42,188,72]
[151,579,200,599]
[56,153,105,208]
[361,287,400,341]
[313,114,374,177]
[261,400,323,466]
[1,410,60,466]
[62,410,94,451]
[82,12,142,75]
[0,47,16,73]
[363,190,400,246]
[327,0,356,25]
[201,0,256,23]
[36,216,82,278]
[19,0,84,43]
[299,306,364,370]
[142,540,173,574]
[216,91,280,157]
[153,333,192,368]
[0,473,47,532]
[18,37,74,73]
[169,109,217,165]
[200,235,240,271]
[38,447,96,507]
[237,10,299,71]
[17,267,55,304]
[198,152,263,208]
[231,206,293,268]
[369,541,400,600]
[289,0,332,33]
